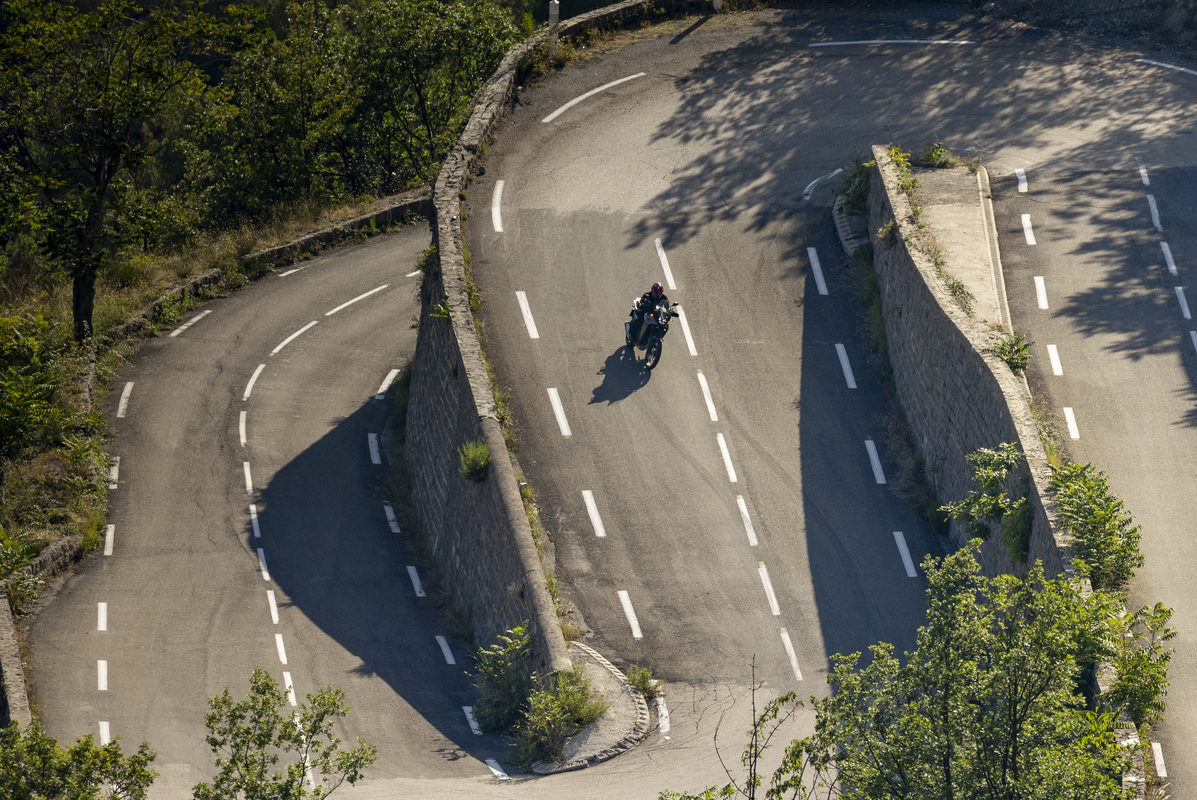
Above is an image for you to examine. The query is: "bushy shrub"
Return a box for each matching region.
[1049,462,1143,590]
[514,664,607,764]
[472,624,533,731]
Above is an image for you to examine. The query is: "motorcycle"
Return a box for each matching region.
[625,299,679,370]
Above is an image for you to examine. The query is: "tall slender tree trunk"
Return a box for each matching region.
[72,268,96,342]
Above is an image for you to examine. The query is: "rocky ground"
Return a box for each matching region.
[976,0,1197,57]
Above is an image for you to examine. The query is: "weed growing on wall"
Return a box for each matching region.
[457,439,492,481]
[985,330,1033,374]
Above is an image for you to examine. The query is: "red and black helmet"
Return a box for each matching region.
[651,282,664,297]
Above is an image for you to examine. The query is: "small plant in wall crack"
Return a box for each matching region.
[985,330,1033,374]
[458,438,491,481]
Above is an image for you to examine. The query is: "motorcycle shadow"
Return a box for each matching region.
[590,345,651,404]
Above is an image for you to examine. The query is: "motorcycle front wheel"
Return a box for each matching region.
[644,337,662,370]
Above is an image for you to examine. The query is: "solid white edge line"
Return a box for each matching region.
[655,238,677,291]
[384,502,401,533]
[675,306,698,356]
[737,495,759,547]
[1135,156,1151,186]
[98,721,111,745]
[807,246,828,295]
[656,693,671,738]
[244,461,253,494]
[97,659,108,691]
[1021,214,1037,245]
[239,410,247,447]
[617,590,644,638]
[169,308,212,338]
[267,589,279,624]
[104,524,115,556]
[834,343,857,388]
[893,531,917,577]
[1046,344,1063,376]
[244,363,266,400]
[758,563,781,616]
[541,72,647,123]
[1138,57,1197,77]
[779,628,804,681]
[809,38,973,46]
[1177,287,1192,320]
[492,179,505,233]
[516,291,540,339]
[801,167,844,201]
[697,372,719,421]
[463,706,484,735]
[97,602,107,631]
[275,633,288,665]
[1147,195,1162,230]
[1161,241,1177,275]
[257,548,271,581]
[582,490,606,537]
[271,320,318,356]
[375,368,400,400]
[436,635,457,665]
[407,565,426,597]
[1153,741,1168,779]
[865,439,886,484]
[1063,407,1080,440]
[547,388,572,436]
[716,433,738,483]
[1015,168,1028,192]
[283,671,297,706]
[117,382,134,418]
[368,433,382,465]
[1034,276,1049,309]
[485,759,510,779]
[326,284,388,317]
[250,503,261,538]
[108,456,120,489]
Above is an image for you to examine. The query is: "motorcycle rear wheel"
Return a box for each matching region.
[645,337,662,370]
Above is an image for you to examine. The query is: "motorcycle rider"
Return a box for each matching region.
[627,282,670,346]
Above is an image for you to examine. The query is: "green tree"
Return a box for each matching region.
[1049,462,1143,591]
[0,0,219,341]
[192,668,378,800]
[0,721,157,799]
[941,443,1032,560]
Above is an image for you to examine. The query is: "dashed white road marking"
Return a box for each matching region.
[407,566,426,597]
[170,308,212,338]
[582,490,606,538]
[834,343,857,388]
[239,410,248,447]
[655,238,677,291]
[117,382,134,418]
[250,503,261,538]
[463,706,484,735]
[436,635,457,665]
[779,627,804,681]
[368,433,382,465]
[271,320,318,356]
[108,457,120,489]
[1015,168,1028,192]
[716,433,738,483]
[656,692,671,739]
[617,590,643,638]
[98,660,108,691]
[326,284,388,317]
[1161,242,1178,276]
[807,247,828,296]
[97,602,107,631]
[809,38,974,47]
[384,502,401,533]
[257,548,271,581]
[893,531,917,577]
[485,759,510,780]
[547,388,572,436]
[865,439,886,484]
[696,372,718,421]
[1135,155,1151,186]
[1190,331,1197,354]
[104,524,115,556]
[275,633,288,665]
[1139,57,1197,77]
[541,72,647,123]
[516,291,540,339]
[267,590,279,624]
[279,267,303,277]
[801,167,844,201]
[375,368,400,400]
[243,461,254,494]
[758,563,781,616]
[1147,194,1162,230]
[405,270,421,278]
[283,671,297,706]
[1034,276,1049,309]
[1153,741,1168,779]
[98,721,111,745]
[244,363,265,400]
[675,306,698,356]
[1177,287,1192,320]
[1046,344,1063,376]
[1063,407,1080,439]
[1021,214,1036,245]
[492,180,505,233]
[737,496,759,547]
